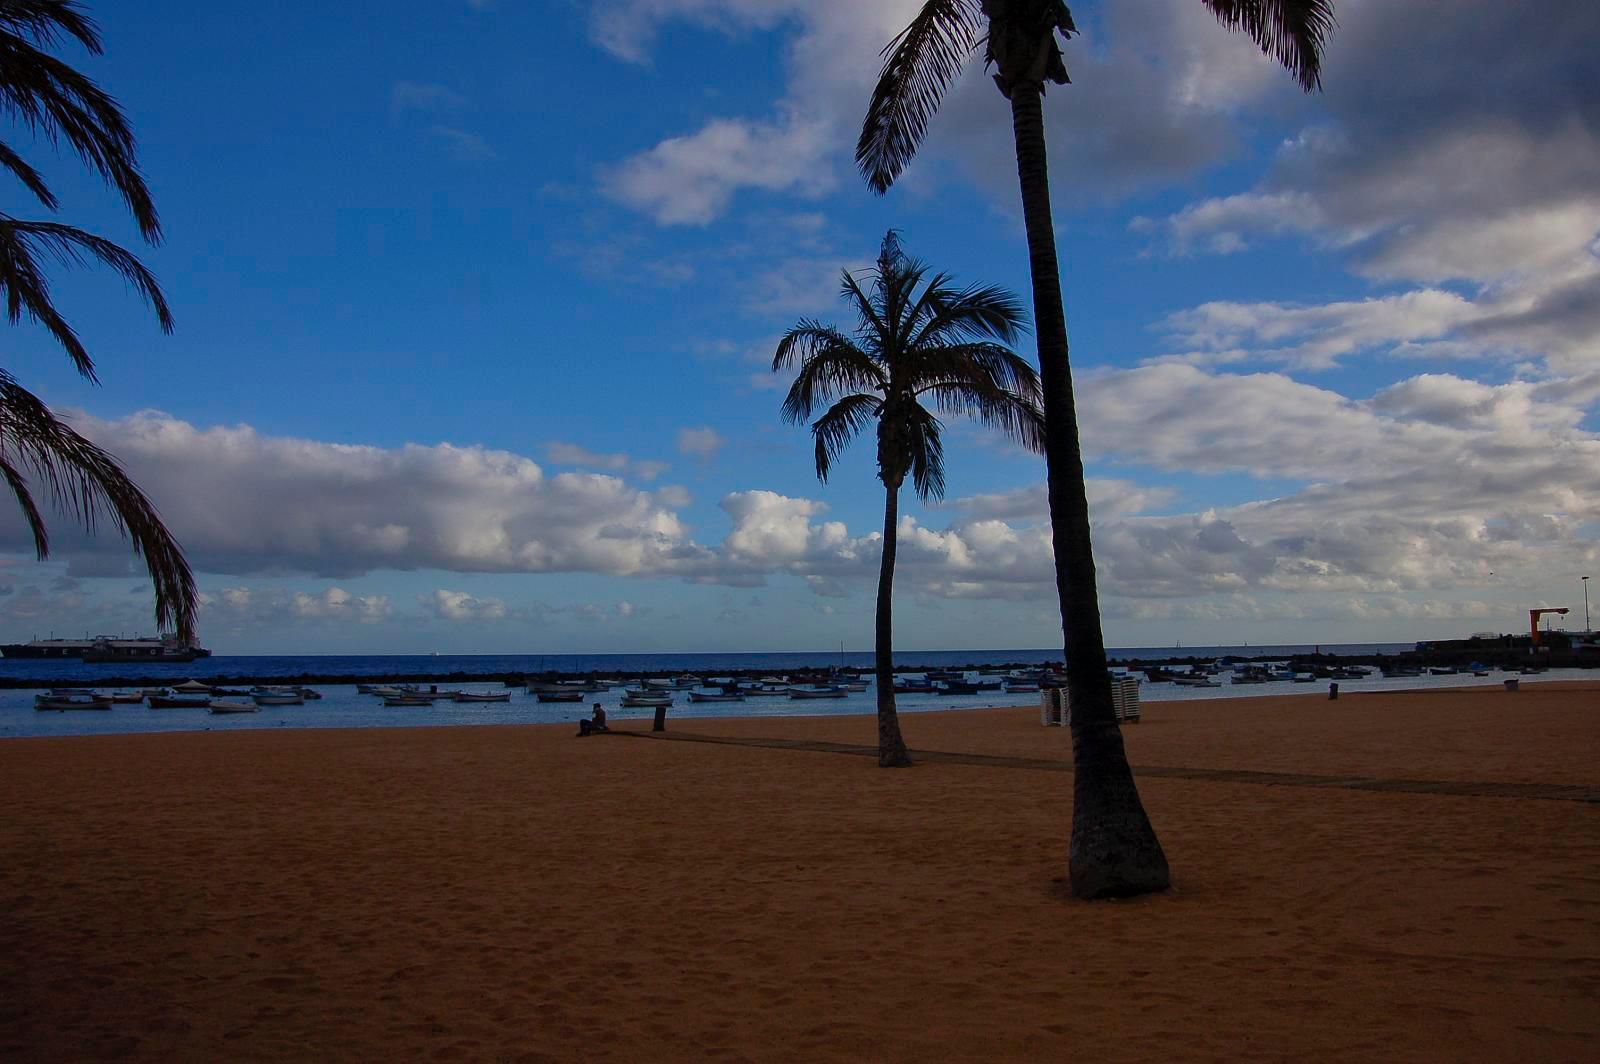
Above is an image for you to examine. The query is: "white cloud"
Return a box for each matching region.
[1139,1,1600,377]
[1,411,698,580]
[595,0,1325,226]
[605,115,835,226]
[421,589,507,621]
[675,425,726,460]
[545,441,668,481]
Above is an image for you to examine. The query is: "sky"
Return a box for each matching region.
[1,0,1596,655]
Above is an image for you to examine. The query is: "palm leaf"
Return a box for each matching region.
[900,403,946,501]
[812,393,881,484]
[0,2,160,239]
[857,0,984,193]
[906,281,1029,350]
[0,139,58,208]
[0,217,172,380]
[775,324,884,424]
[0,373,196,638]
[1201,0,1336,92]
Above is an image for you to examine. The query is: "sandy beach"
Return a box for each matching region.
[1,683,1595,1062]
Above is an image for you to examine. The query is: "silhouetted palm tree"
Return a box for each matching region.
[0,0,194,637]
[775,231,1045,767]
[858,1,1334,897]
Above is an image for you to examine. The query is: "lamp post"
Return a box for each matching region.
[1584,575,1591,633]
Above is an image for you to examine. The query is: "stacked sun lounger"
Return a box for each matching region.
[1039,675,1141,726]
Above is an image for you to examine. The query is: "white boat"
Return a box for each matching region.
[788,686,848,700]
[109,690,145,704]
[453,690,513,702]
[621,692,672,707]
[738,685,790,697]
[536,690,586,703]
[208,700,259,714]
[251,689,304,706]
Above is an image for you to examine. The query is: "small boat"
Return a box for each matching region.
[788,686,847,700]
[109,690,146,704]
[384,695,435,707]
[147,693,212,709]
[621,692,672,707]
[171,679,214,694]
[35,693,113,711]
[738,685,789,697]
[1003,682,1039,693]
[1292,674,1316,683]
[688,691,745,703]
[208,700,259,714]
[295,687,323,700]
[536,691,586,703]
[251,689,304,706]
[453,690,513,703]
[893,681,936,693]
[356,683,390,694]
[1172,675,1220,688]
[934,681,982,696]
[1428,666,1457,675]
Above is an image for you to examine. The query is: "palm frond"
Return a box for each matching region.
[1201,0,1336,92]
[838,268,891,348]
[812,393,881,484]
[857,0,984,193]
[774,324,884,424]
[907,281,1028,350]
[0,6,160,239]
[901,403,946,502]
[0,139,58,208]
[911,341,1041,399]
[0,1,102,52]
[0,373,197,638]
[920,378,1046,455]
[0,216,172,380]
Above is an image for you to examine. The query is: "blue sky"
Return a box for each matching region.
[2,0,1596,654]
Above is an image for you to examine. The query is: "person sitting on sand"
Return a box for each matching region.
[577,702,608,737]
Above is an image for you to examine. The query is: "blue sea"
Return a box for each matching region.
[5,642,1563,740]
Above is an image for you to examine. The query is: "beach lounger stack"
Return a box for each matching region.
[1039,688,1067,726]
[1040,676,1141,725]
[1112,675,1141,723]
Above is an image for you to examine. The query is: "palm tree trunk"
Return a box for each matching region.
[874,478,913,767]
[1007,86,1169,898]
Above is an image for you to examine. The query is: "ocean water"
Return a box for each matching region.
[2,643,1575,740]
[0,642,1413,686]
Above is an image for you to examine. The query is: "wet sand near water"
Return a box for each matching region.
[1,683,1595,1061]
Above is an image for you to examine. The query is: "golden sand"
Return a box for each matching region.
[1,683,1595,1061]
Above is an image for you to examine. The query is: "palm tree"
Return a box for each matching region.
[857,1,1334,897]
[0,0,195,638]
[775,231,1045,767]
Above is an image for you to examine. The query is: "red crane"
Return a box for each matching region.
[1529,607,1569,647]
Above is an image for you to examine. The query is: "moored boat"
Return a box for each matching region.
[208,700,259,714]
[147,692,211,709]
[688,691,744,703]
[787,686,847,699]
[536,691,585,703]
[35,693,112,711]
[453,690,513,702]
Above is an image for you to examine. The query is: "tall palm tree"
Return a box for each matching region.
[0,0,195,638]
[775,231,1045,767]
[858,1,1334,897]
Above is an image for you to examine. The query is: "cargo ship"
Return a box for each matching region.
[1,635,211,662]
